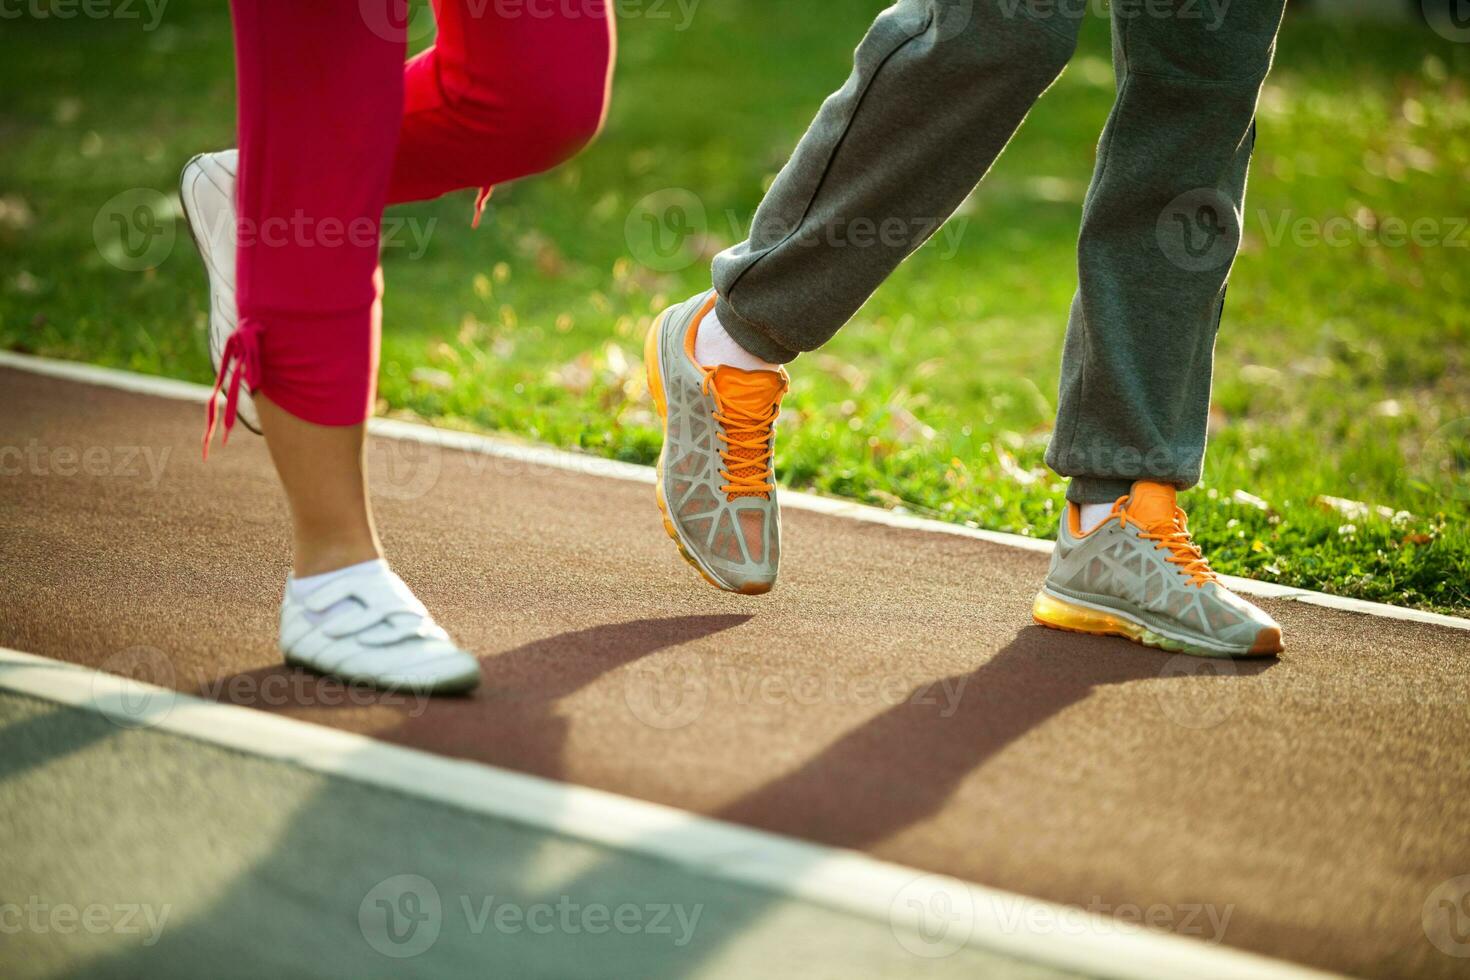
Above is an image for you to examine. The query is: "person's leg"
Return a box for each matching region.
[255,0,613,576]
[709,0,1082,362]
[202,0,613,447]
[1033,0,1288,658]
[256,397,380,578]
[271,0,613,578]
[267,0,612,572]
[1044,0,1287,503]
[647,0,1081,593]
[198,0,614,688]
[224,0,401,580]
[222,1,484,692]
[386,0,614,212]
[222,0,613,575]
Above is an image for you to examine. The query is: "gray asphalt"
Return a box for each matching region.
[0,690,1074,979]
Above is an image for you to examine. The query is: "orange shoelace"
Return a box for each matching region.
[1111,495,1218,587]
[702,365,784,500]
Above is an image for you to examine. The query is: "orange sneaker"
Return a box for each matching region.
[644,291,788,594]
[1033,481,1284,657]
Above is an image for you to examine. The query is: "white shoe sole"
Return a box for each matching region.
[283,649,482,695]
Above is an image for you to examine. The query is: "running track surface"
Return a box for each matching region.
[2,365,1468,978]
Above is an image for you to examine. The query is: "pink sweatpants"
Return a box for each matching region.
[208,0,615,443]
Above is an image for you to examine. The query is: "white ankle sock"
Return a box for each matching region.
[1078,502,1114,535]
[289,558,390,623]
[286,555,388,625]
[694,306,780,372]
[290,558,388,599]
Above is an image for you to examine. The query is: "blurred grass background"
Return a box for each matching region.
[1,0,1466,613]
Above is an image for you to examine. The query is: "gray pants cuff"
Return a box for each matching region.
[714,295,800,365]
[1066,477,1138,505]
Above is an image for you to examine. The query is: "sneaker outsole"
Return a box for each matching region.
[283,651,482,695]
[1031,589,1283,659]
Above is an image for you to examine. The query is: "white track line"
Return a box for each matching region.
[0,646,1334,980]
[2,348,1464,634]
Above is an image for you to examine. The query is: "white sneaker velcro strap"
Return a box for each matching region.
[308,574,453,647]
[332,614,451,646]
[304,572,428,617]
[316,635,460,674]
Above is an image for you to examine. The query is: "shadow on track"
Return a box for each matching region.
[72,618,1274,977]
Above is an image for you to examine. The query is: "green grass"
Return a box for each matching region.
[2,1,1467,614]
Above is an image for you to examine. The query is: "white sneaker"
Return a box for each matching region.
[279,566,481,694]
[179,149,260,434]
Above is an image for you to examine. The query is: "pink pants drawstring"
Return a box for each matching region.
[203,321,263,457]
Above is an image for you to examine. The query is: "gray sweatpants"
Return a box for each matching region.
[711,0,1286,503]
